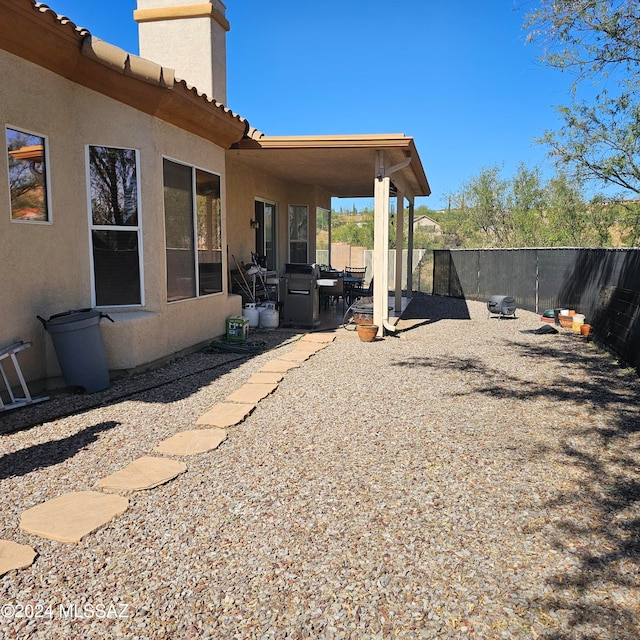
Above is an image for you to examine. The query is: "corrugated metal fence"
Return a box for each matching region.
[428,248,640,371]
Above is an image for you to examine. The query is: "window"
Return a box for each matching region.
[163,158,222,302]
[88,145,143,306]
[254,199,276,270]
[315,206,330,265]
[6,126,51,223]
[288,204,308,263]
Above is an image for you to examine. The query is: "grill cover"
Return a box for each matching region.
[487,295,517,317]
[281,264,320,326]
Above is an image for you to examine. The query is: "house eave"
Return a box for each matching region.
[0,0,249,148]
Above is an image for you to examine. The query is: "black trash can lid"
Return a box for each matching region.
[38,308,101,328]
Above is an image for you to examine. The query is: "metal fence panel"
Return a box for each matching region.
[432,247,640,372]
[537,248,582,313]
[449,251,479,298]
[478,249,538,312]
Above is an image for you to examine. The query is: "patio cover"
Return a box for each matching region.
[230,133,432,333]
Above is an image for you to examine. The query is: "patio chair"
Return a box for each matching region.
[348,277,373,306]
[320,275,345,312]
[344,266,366,306]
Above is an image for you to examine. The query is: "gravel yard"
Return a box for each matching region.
[1,294,639,639]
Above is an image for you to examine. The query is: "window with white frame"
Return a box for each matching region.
[163,158,222,302]
[6,126,51,223]
[88,145,143,306]
[288,204,308,263]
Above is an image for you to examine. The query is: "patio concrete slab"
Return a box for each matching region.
[20,491,129,543]
[226,382,279,404]
[0,540,37,576]
[154,428,227,456]
[246,371,284,384]
[98,456,187,491]
[259,359,300,373]
[196,402,254,427]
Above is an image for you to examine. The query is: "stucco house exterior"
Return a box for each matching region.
[0,0,430,393]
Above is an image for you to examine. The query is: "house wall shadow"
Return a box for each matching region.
[0,420,119,479]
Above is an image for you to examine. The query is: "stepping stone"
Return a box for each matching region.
[246,371,284,384]
[0,540,37,576]
[20,491,129,543]
[154,428,227,456]
[197,402,254,427]
[226,382,278,404]
[98,456,187,491]
[278,350,313,362]
[300,333,335,343]
[259,359,300,373]
[294,342,328,353]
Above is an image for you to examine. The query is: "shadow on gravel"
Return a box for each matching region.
[393,337,640,638]
[398,292,471,325]
[0,330,301,434]
[0,420,119,479]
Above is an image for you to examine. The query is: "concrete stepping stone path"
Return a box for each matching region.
[154,428,227,456]
[226,381,279,404]
[277,349,316,362]
[98,456,187,491]
[20,491,129,543]
[259,359,300,373]
[0,540,37,576]
[293,342,329,354]
[10,330,337,567]
[246,371,284,384]
[299,333,336,343]
[197,401,254,427]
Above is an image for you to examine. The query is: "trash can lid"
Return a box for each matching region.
[42,308,101,327]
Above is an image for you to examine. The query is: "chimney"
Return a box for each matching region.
[134,0,229,104]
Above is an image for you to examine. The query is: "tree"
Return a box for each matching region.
[508,163,547,246]
[456,166,512,247]
[544,173,591,245]
[525,1,640,198]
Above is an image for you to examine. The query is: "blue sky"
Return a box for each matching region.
[45,0,573,211]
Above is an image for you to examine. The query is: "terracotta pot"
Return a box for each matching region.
[356,324,379,342]
[580,323,592,336]
[353,312,373,326]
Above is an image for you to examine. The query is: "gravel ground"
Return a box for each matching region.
[1,294,639,639]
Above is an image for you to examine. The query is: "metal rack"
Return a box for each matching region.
[231,269,279,304]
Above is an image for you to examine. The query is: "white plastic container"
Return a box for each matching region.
[572,313,585,333]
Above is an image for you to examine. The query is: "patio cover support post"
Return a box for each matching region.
[373,150,390,336]
[394,190,405,313]
[406,199,415,298]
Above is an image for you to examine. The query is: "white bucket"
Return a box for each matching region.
[572,313,585,333]
[243,303,260,328]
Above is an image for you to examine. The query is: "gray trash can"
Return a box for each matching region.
[38,309,114,393]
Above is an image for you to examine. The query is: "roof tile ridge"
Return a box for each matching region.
[34,1,90,37]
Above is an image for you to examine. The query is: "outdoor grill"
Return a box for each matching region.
[487,295,517,319]
[281,263,320,327]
